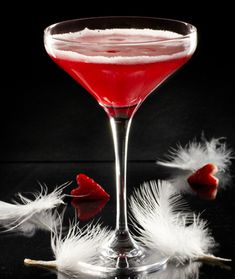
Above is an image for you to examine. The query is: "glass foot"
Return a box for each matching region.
[77,247,168,277]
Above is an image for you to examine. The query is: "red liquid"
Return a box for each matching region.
[48,30,191,117]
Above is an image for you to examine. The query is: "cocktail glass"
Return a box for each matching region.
[44,16,197,276]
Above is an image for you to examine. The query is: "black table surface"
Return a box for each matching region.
[0,161,234,279]
[1,12,235,279]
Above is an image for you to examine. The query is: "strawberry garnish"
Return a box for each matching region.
[71,198,109,221]
[187,163,219,200]
[70,173,110,200]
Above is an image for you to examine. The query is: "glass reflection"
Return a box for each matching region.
[56,262,201,279]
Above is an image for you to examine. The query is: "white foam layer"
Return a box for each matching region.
[53,28,182,42]
[46,28,194,64]
[50,50,189,64]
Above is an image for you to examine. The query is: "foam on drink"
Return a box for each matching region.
[46,28,193,64]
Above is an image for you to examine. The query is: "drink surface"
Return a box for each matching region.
[47,28,192,115]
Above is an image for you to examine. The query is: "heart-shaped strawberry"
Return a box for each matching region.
[70,173,110,200]
[187,163,219,200]
[71,198,109,221]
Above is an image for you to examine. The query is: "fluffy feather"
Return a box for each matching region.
[157,137,233,193]
[0,182,68,231]
[25,215,112,277]
[52,219,111,275]
[157,137,232,172]
[130,180,216,263]
[0,211,60,236]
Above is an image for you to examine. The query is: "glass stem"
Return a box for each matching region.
[110,117,131,231]
[109,116,140,258]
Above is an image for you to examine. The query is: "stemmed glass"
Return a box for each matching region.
[44,16,197,275]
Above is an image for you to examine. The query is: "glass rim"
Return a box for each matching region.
[44,16,197,46]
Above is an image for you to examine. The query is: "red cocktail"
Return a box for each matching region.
[47,28,193,117]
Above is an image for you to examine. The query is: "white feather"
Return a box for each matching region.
[168,174,192,194]
[0,211,60,236]
[0,182,68,231]
[130,180,215,263]
[51,216,112,276]
[157,137,232,172]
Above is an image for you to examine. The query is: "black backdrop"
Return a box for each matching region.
[0,4,235,279]
[1,6,234,162]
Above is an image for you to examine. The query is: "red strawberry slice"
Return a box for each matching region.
[70,173,110,200]
[187,163,219,200]
[71,198,109,221]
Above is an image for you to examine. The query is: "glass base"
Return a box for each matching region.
[76,247,168,277]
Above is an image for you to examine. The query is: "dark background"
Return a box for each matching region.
[1,6,234,162]
[0,4,235,279]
